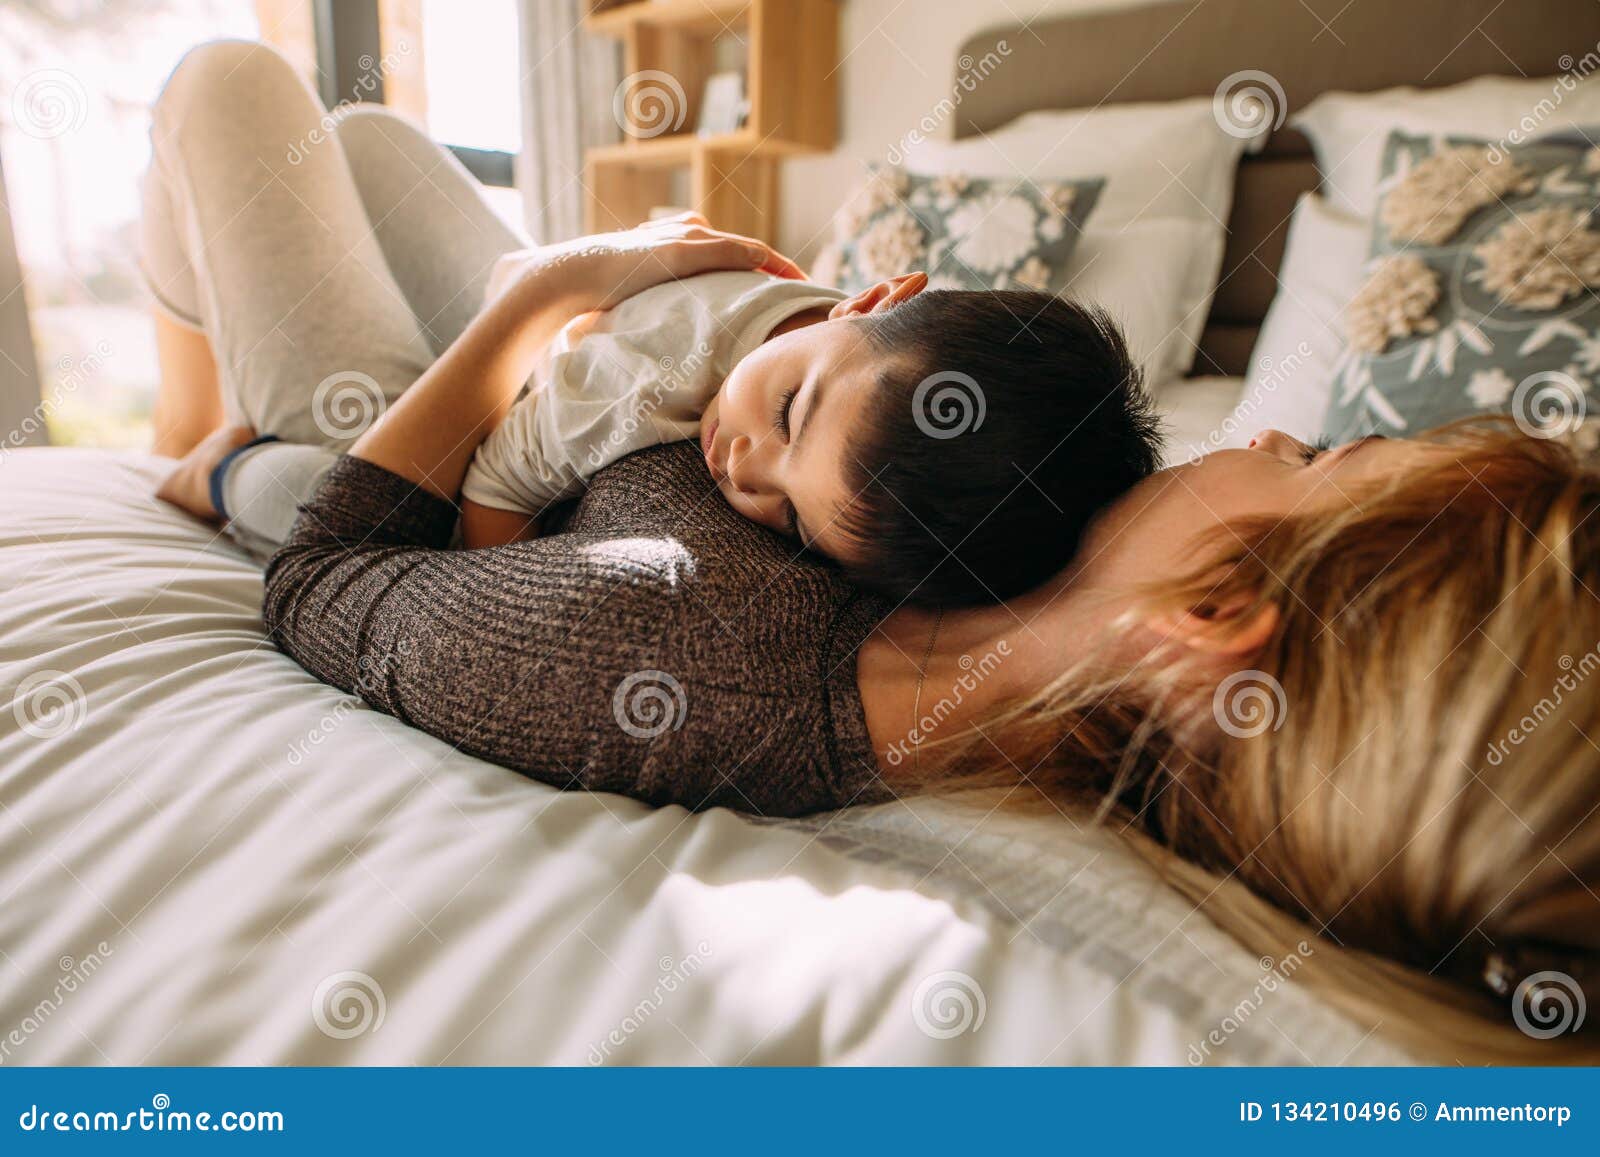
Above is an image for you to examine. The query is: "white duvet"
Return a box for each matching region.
[0,447,1405,1065]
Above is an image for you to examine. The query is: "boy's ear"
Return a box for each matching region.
[828,271,928,320]
[1146,597,1280,657]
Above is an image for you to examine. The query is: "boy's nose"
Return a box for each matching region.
[728,435,765,495]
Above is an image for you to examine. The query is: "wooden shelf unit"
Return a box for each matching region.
[582,0,838,243]
[586,0,750,37]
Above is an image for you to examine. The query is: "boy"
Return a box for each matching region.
[461,269,1161,606]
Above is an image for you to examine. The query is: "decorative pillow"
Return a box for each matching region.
[1321,128,1600,449]
[813,167,1102,296]
[1292,74,1600,220]
[893,97,1261,386]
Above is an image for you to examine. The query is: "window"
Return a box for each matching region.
[415,0,522,230]
[1,0,260,448]
[417,0,519,152]
[328,0,525,227]
[0,0,526,449]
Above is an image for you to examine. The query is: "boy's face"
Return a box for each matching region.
[699,311,882,564]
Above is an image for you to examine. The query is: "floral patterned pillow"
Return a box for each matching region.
[811,167,1104,295]
[1321,128,1600,450]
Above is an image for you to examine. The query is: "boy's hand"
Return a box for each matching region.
[495,213,805,317]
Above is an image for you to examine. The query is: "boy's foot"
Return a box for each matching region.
[155,424,259,523]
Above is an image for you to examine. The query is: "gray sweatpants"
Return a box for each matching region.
[141,39,529,556]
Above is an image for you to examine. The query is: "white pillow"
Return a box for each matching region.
[1062,219,1207,392]
[1207,192,1369,453]
[903,98,1252,225]
[1291,73,1600,219]
[901,97,1257,386]
[1159,376,1256,467]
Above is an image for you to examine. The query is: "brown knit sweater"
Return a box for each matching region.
[262,443,889,816]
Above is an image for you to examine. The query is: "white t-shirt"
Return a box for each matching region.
[462,271,846,513]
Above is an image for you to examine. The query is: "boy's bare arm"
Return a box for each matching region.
[460,497,542,548]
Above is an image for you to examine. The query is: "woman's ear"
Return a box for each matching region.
[1147,597,1280,657]
[828,271,928,319]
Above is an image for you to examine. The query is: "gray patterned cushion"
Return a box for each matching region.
[815,167,1103,295]
[1320,128,1600,449]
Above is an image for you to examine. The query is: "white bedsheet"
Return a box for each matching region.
[0,448,1404,1065]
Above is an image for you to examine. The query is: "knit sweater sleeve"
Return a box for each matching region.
[262,450,887,816]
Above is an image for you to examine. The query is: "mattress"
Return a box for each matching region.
[0,446,1404,1064]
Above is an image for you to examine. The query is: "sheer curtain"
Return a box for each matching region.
[0,151,45,447]
[516,0,620,243]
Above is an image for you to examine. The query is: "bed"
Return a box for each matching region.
[2,0,1591,1065]
[1,449,1401,1063]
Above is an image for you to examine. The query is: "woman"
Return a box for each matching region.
[150,42,1597,1062]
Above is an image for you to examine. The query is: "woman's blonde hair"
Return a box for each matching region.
[937,419,1600,1064]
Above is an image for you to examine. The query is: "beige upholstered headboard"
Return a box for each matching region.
[953,0,1600,376]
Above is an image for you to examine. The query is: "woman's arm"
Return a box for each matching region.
[263,455,716,803]
[261,220,812,809]
[262,449,856,815]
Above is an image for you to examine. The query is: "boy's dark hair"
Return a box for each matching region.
[838,289,1162,607]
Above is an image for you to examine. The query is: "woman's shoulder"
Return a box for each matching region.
[565,441,884,640]
[563,442,889,808]
[566,444,842,583]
